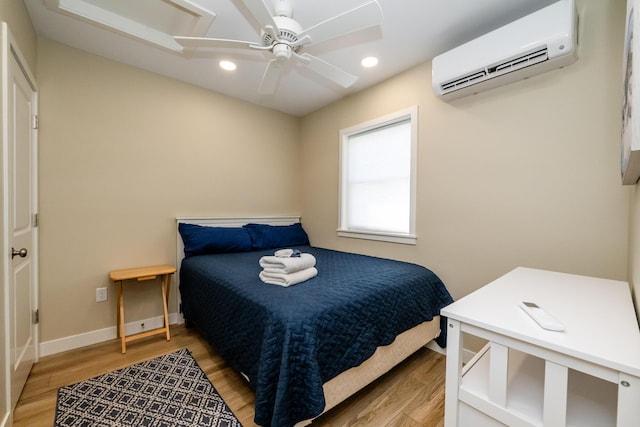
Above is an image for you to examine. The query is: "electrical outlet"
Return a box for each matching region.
[96,287,108,302]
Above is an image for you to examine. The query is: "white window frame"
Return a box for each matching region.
[338,106,418,245]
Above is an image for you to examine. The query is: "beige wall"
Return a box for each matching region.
[300,0,629,302]
[37,39,300,342]
[0,2,36,422]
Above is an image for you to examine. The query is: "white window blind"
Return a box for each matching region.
[339,107,417,244]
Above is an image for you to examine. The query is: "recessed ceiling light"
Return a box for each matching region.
[361,56,379,68]
[219,60,237,71]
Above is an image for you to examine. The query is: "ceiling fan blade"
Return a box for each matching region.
[259,60,284,95]
[298,1,383,46]
[174,36,257,50]
[240,0,278,33]
[298,53,358,88]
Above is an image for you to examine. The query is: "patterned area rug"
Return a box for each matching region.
[55,348,243,427]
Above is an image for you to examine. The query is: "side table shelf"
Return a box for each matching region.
[457,341,618,426]
[109,264,176,353]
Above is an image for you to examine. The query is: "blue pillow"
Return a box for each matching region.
[179,223,252,257]
[243,223,310,250]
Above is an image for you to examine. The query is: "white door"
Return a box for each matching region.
[3,24,38,410]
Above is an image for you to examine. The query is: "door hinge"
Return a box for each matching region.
[32,115,38,129]
[33,309,39,324]
[33,213,39,227]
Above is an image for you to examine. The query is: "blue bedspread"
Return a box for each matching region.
[179,246,453,427]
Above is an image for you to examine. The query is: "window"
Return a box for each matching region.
[338,106,418,245]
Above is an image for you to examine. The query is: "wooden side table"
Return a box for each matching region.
[109,264,176,353]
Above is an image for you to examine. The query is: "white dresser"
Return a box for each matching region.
[441,267,640,427]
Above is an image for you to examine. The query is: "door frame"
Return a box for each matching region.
[1,21,38,426]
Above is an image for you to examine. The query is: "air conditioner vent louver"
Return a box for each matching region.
[490,47,548,74]
[440,47,549,94]
[441,71,487,92]
[432,0,577,101]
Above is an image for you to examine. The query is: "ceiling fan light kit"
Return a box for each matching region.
[174,0,383,95]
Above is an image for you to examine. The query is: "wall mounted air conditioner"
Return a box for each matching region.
[432,0,577,101]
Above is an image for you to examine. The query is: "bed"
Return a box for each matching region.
[176,217,453,427]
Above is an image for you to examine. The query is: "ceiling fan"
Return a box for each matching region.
[174,0,383,95]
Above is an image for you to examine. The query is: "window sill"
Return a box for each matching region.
[337,229,417,245]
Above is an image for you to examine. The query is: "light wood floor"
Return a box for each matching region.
[13,324,446,426]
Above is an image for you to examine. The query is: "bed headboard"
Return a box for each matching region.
[174,216,301,321]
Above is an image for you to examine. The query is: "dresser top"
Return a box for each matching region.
[441,267,640,376]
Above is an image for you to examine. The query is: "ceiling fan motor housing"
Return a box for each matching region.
[262,16,303,51]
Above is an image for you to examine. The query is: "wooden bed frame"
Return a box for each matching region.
[175,216,443,426]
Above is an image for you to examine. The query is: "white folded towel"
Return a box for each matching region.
[259,253,316,274]
[259,267,318,287]
[274,248,301,258]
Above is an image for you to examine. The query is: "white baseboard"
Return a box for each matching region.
[0,411,10,427]
[425,340,446,355]
[425,341,476,363]
[39,313,182,357]
[40,314,478,363]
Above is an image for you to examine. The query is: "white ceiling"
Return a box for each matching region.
[24,0,558,116]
